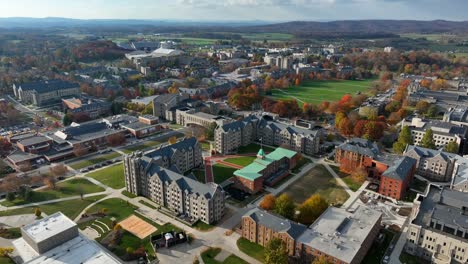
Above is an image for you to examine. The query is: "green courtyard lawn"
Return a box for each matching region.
[362,229,395,264]
[191,169,206,183]
[237,143,275,154]
[1,178,105,207]
[330,165,363,192]
[193,220,215,232]
[281,165,349,206]
[122,140,162,154]
[200,141,211,151]
[86,163,125,189]
[0,195,107,219]
[70,152,121,170]
[236,238,265,262]
[224,156,256,167]
[0,257,14,264]
[269,79,375,106]
[201,247,249,264]
[212,164,237,184]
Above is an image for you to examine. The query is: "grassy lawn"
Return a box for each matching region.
[138,200,158,209]
[191,169,206,183]
[212,164,237,184]
[0,257,14,264]
[292,156,312,173]
[362,229,395,264]
[237,143,275,154]
[224,156,256,167]
[1,178,104,207]
[86,163,125,189]
[330,165,363,192]
[200,141,211,151]
[85,198,137,222]
[193,220,214,231]
[121,190,137,198]
[0,227,21,239]
[201,247,249,264]
[70,152,121,170]
[122,140,162,154]
[411,177,428,193]
[237,238,265,262]
[269,79,374,105]
[281,165,349,206]
[168,123,184,129]
[402,190,418,202]
[0,195,107,219]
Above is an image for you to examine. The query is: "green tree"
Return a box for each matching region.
[264,238,288,264]
[445,141,459,153]
[205,123,217,141]
[312,255,332,264]
[6,192,15,202]
[420,128,436,149]
[274,194,295,219]
[427,105,438,118]
[62,113,73,126]
[393,126,413,153]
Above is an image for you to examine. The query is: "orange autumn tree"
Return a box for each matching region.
[259,194,277,210]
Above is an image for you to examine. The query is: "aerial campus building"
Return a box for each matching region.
[13,212,121,264]
[124,137,225,224]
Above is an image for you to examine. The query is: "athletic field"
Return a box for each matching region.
[269,79,374,105]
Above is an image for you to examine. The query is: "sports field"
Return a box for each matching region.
[269,79,374,105]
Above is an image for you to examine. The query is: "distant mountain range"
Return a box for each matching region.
[0,17,467,35]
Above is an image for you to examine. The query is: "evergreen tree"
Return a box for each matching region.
[62,114,72,126]
[445,141,459,154]
[420,128,436,149]
[393,126,413,153]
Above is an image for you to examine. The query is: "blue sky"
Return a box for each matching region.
[0,0,466,21]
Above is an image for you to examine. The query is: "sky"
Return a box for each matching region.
[0,0,467,21]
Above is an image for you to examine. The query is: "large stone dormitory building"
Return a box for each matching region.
[215,114,321,156]
[13,79,81,106]
[402,117,468,154]
[123,137,225,224]
[405,185,468,264]
[242,206,382,264]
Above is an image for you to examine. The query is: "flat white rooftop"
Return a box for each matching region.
[22,212,76,243]
[13,234,121,264]
[297,206,382,264]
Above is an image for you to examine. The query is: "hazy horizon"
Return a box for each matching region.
[0,0,466,22]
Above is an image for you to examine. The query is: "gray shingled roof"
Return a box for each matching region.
[18,80,79,94]
[336,138,380,158]
[147,164,220,199]
[243,207,307,240]
[382,156,416,181]
[145,137,198,160]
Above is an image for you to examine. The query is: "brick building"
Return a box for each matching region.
[233,147,299,193]
[379,156,417,200]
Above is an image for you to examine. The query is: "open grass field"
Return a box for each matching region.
[281,165,349,205]
[212,164,237,184]
[236,238,265,262]
[70,152,121,170]
[1,178,104,207]
[0,195,107,219]
[86,163,125,189]
[224,156,256,167]
[269,79,375,105]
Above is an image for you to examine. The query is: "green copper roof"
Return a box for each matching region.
[257,148,265,157]
[233,147,297,181]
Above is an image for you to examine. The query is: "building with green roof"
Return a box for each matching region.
[234,147,299,193]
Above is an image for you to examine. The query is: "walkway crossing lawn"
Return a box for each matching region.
[281,165,349,206]
[0,194,107,219]
[236,238,265,262]
[238,144,275,154]
[122,140,162,154]
[269,79,375,105]
[1,178,105,207]
[330,165,363,192]
[70,152,121,170]
[212,164,237,184]
[201,247,249,264]
[223,156,257,167]
[86,163,125,189]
